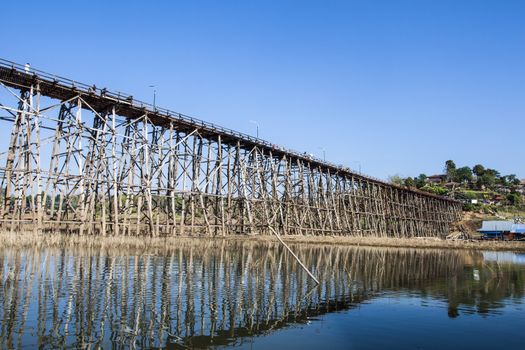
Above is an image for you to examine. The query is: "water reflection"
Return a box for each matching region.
[1,241,524,349]
[482,251,525,265]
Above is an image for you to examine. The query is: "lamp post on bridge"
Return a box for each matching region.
[149,85,156,110]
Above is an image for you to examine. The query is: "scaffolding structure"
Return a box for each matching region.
[0,58,461,236]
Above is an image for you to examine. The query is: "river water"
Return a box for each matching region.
[1,241,524,349]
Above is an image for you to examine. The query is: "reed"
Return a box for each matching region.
[1,231,524,252]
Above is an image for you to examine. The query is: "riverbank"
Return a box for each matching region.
[2,232,525,252]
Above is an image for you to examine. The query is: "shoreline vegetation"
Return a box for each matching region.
[2,231,525,252]
[3,203,523,253]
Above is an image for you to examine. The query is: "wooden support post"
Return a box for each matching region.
[269,226,319,285]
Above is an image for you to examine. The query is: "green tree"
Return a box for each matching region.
[445,160,456,181]
[499,176,509,186]
[485,168,501,178]
[478,173,496,188]
[453,166,473,183]
[388,175,405,186]
[473,164,485,177]
[404,177,415,187]
[415,174,427,188]
[507,193,522,206]
[506,174,520,186]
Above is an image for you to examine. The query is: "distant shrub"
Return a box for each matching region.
[507,193,522,206]
[420,184,448,196]
[462,203,485,212]
[462,203,476,211]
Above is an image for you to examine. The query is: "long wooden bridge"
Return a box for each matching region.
[0,58,461,237]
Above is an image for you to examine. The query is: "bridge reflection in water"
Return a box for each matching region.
[1,242,523,348]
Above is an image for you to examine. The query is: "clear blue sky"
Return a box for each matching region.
[2,0,523,179]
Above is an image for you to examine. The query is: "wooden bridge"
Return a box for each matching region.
[0,58,461,237]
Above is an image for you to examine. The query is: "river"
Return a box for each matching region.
[1,241,524,349]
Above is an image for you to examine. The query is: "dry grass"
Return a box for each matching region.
[271,235,525,251]
[2,231,525,252]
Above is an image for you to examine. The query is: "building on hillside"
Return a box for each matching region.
[426,174,446,184]
[478,221,525,240]
[493,194,505,205]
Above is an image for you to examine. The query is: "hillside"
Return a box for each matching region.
[390,160,525,230]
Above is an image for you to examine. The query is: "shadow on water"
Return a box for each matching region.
[1,241,524,349]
